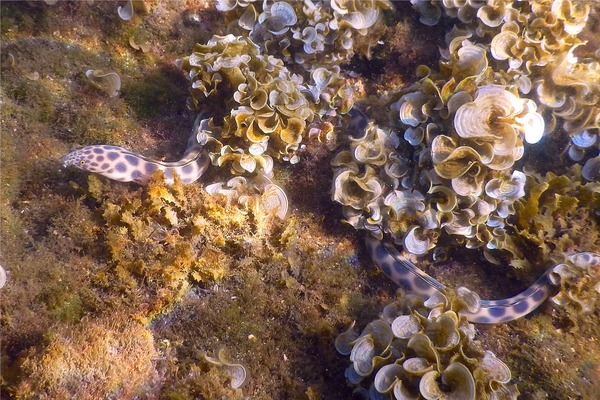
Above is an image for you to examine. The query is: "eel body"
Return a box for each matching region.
[62,119,210,185]
[365,235,600,324]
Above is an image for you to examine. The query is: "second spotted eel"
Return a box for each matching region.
[365,235,600,324]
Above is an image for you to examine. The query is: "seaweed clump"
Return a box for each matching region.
[335,290,519,400]
[511,165,600,268]
[14,316,158,399]
[86,171,262,323]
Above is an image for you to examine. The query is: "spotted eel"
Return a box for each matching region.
[62,119,210,185]
[365,235,600,324]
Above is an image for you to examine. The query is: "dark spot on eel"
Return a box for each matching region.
[132,170,143,181]
[513,300,530,314]
[115,162,127,173]
[182,164,194,174]
[107,152,120,161]
[488,307,506,318]
[374,243,388,261]
[145,163,157,173]
[380,262,392,277]
[532,288,548,302]
[397,278,413,291]
[125,154,140,166]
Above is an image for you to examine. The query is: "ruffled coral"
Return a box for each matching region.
[550,252,600,316]
[331,1,598,266]
[178,34,315,166]
[332,122,416,239]
[219,0,391,69]
[335,290,519,399]
[332,39,544,256]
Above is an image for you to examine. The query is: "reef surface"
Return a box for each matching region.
[1,1,599,399]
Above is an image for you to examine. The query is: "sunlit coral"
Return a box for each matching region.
[178,34,315,166]
[335,290,519,399]
[219,0,391,69]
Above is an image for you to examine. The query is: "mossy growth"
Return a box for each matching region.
[509,165,600,270]
[150,213,381,399]
[82,172,258,323]
[478,312,600,400]
[159,359,246,400]
[14,316,159,400]
[0,1,51,37]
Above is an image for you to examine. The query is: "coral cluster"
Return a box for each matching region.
[174,0,391,187]
[412,0,600,164]
[550,251,600,317]
[332,0,599,268]
[218,0,391,69]
[178,34,315,167]
[335,290,519,399]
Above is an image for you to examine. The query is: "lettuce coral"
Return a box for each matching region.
[178,34,315,166]
[218,0,391,69]
[335,290,519,399]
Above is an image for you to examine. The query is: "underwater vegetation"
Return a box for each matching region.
[0,0,599,399]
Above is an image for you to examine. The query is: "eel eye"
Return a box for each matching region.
[79,160,85,165]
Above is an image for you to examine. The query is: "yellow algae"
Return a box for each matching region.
[15,317,158,400]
